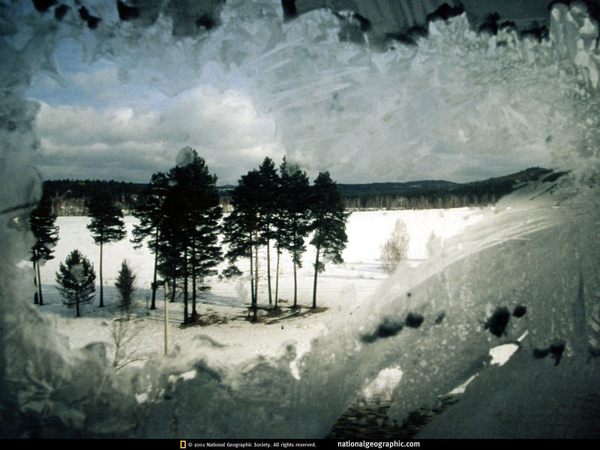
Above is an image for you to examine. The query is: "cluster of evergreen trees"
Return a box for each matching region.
[131,148,224,324]
[32,147,349,324]
[133,149,348,323]
[31,183,134,317]
[220,157,349,321]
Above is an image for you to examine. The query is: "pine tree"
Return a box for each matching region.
[159,148,223,324]
[222,170,262,322]
[86,191,127,307]
[55,249,96,317]
[257,157,280,307]
[176,150,222,323]
[188,208,222,321]
[278,158,311,308]
[131,172,169,310]
[158,176,189,315]
[115,260,136,320]
[309,172,349,309]
[156,220,183,304]
[29,188,59,306]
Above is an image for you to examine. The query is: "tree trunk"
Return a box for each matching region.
[191,269,198,323]
[183,247,189,324]
[254,234,259,305]
[249,245,256,322]
[33,261,39,305]
[254,245,259,322]
[274,249,280,310]
[293,258,298,309]
[36,260,44,306]
[191,241,198,322]
[249,245,255,305]
[192,273,197,322]
[150,230,159,310]
[99,242,104,307]
[312,246,320,309]
[171,277,177,302]
[267,239,273,306]
[266,237,272,306]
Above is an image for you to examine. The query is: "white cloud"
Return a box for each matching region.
[33,85,282,184]
[35,102,161,147]
[160,86,278,151]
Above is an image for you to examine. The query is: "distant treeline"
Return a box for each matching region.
[43,167,557,215]
[340,167,557,210]
[43,179,238,216]
[43,180,147,216]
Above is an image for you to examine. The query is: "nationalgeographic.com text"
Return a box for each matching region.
[337,441,420,449]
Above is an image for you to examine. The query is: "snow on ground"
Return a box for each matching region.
[12,182,600,439]
[36,208,483,373]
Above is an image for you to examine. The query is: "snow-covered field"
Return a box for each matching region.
[12,182,600,439]
[37,208,482,370]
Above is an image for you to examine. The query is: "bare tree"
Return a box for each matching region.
[379,219,410,275]
[425,230,437,258]
[110,316,145,370]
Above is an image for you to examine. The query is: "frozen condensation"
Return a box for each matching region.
[1,0,600,438]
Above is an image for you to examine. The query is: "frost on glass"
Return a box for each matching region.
[1,0,600,438]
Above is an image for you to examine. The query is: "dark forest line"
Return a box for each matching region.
[341,167,561,210]
[43,167,557,216]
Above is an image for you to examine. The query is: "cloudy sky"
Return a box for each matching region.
[28,39,283,185]
[26,1,560,186]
